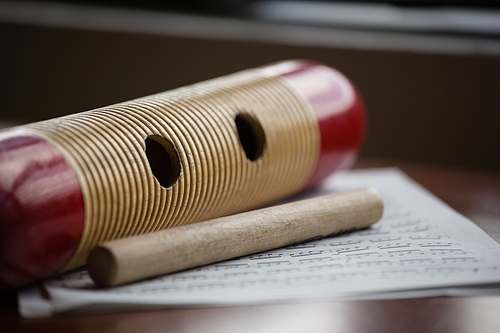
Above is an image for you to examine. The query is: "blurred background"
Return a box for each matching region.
[1,0,499,171]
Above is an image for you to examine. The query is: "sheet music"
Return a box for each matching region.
[18,168,500,317]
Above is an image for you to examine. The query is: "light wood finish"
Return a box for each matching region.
[19,68,319,272]
[87,188,383,286]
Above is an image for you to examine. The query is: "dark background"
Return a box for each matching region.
[1,0,499,171]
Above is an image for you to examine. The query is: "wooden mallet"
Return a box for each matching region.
[88,188,383,286]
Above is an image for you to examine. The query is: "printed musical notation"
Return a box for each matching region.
[48,221,496,293]
[18,168,500,317]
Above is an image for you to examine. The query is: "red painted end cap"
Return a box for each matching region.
[0,130,84,290]
[263,60,366,189]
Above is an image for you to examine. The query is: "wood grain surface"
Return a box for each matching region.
[87,188,383,286]
[21,68,319,272]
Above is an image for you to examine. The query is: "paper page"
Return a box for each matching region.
[18,168,500,317]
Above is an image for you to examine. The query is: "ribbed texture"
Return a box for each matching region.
[25,68,320,271]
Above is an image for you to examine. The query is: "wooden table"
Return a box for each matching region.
[2,159,500,333]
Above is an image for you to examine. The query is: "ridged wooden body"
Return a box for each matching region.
[0,60,365,289]
[23,69,320,271]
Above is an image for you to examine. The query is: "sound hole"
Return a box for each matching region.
[145,136,181,188]
[235,113,266,161]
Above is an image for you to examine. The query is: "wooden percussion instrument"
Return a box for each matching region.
[0,60,365,289]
